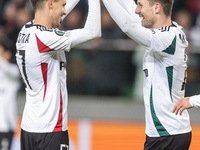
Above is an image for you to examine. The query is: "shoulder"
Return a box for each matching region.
[34,27,71,52]
[153,22,185,38]
[153,26,175,38]
[33,26,70,44]
[148,25,177,52]
[151,26,176,46]
[34,26,70,38]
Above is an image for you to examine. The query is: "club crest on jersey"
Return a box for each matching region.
[55,29,65,36]
[143,69,148,77]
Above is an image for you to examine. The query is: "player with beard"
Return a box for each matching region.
[102,0,191,149]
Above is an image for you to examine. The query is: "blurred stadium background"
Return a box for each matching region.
[1,0,200,149]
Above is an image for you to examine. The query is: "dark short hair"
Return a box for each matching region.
[29,0,45,11]
[29,0,59,11]
[148,0,174,17]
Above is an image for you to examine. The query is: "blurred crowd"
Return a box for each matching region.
[0,0,200,97]
[0,0,33,63]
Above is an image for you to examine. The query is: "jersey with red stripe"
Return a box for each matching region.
[16,22,71,133]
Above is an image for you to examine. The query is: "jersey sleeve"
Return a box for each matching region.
[150,25,188,54]
[35,29,72,52]
[102,0,152,47]
[67,0,101,48]
[61,0,80,21]
[190,95,200,108]
[116,0,141,24]
[149,30,176,53]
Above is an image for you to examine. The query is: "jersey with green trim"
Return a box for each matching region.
[143,23,191,137]
[101,0,191,138]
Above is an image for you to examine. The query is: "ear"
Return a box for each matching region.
[155,3,162,14]
[48,0,53,9]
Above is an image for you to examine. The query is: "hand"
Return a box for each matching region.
[172,97,192,115]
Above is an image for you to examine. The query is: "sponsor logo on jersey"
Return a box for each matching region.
[60,62,67,70]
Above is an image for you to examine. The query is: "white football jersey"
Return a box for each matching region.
[16,23,71,132]
[190,95,200,108]
[102,0,191,137]
[0,57,20,132]
[143,23,191,137]
[16,0,101,133]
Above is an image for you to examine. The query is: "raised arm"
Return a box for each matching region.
[102,0,151,47]
[116,0,141,23]
[69,0,101,48]
[62,0,80,20]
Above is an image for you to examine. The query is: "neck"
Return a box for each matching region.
[153,16,172,29]
[33,10,52,28]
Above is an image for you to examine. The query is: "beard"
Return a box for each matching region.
[142,17,156,28]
